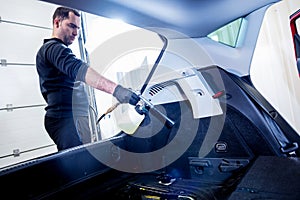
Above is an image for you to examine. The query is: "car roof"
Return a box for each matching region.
[41,0,281,38]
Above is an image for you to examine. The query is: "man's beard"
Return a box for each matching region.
[64,36,73,46]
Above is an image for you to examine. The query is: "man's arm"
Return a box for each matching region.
[85,67,117,94]
[84,67,140,105]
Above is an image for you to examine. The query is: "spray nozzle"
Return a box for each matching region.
[136,93,175,127]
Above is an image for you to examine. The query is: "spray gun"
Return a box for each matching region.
[96,92,175,128]
[136,94,175,127]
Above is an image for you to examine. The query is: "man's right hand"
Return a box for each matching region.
[113,85,140,105]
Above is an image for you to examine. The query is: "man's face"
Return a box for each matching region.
[55,12,80,45]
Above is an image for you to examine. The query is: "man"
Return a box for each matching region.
[36,6,140,151]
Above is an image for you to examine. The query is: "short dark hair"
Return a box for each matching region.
[52,7,80,23]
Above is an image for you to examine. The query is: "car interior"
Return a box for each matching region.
[0,0,300,199]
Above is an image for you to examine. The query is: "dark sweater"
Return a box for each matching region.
[36,38,89,118]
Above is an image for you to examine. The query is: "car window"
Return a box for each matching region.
[207,18,243,47]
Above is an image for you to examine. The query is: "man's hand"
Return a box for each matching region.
[113,85,140,105]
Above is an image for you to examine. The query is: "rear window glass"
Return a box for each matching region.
[207,18,243,47]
